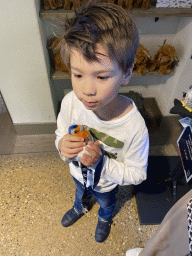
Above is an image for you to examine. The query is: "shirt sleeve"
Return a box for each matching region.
[101,127,149,186]
[55,93,72,161]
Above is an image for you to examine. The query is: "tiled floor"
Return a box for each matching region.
[0,144,179,256]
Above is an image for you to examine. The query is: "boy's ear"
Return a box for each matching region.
[123,63,134,85]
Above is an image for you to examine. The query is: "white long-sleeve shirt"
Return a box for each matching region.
[55,91,149,193]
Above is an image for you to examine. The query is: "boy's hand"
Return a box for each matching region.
[58,134,86,159]
[80,141,102,167]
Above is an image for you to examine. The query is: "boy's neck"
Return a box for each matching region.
[93,94,133,121]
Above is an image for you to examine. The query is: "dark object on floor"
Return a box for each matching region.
[170,98,192,118]
[134,156,192,225]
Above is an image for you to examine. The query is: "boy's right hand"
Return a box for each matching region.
[58,134,86,159]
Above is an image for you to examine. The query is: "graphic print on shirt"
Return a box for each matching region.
[85,126,124,160]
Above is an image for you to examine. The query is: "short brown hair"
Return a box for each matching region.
[59,0,139,75]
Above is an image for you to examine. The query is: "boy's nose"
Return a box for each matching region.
[83,79,96,96]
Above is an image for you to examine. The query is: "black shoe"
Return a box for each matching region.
[95,219,112,243]
[61,208,84,227]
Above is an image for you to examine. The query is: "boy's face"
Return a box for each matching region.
[70,45,132,117]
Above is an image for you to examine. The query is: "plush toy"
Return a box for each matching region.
[104,0,116,3]
[133,44,153,75]
[63,0,115,10]
[48,37,70,73]
[150,40,178,75]
[170,85,192,118]
[117,0,134,10]
[117,0,151,10]
[65,125,95,164]
[43,0,63,10]
[64,0,82,10]
[183,85,192,110]
[133,0,151,9]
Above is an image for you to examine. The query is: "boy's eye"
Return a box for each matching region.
[74,74,82,78]
[98,76,109,80]
[73,74,109,80]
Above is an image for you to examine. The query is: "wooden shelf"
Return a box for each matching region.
[40,6,192,19]
[51,68,71,80]
[50,68,175,80]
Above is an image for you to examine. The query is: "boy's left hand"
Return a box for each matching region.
[80,141,102,167]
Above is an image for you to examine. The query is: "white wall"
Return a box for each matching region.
[0,0,56,124]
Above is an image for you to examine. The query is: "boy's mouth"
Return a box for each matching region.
[83,101,98,107]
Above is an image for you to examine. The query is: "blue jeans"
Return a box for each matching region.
[73,177,118,221]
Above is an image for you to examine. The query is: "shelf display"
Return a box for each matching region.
[40,6,192,19]
[42,0,152,11]
[48,35,178,78]
[40,1,186,80]
[42,0,192,10]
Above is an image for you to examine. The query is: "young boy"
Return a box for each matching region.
[55,0,149,243]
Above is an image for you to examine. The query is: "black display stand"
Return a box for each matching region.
[134,156,192,225]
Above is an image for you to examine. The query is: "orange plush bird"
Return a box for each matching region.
[65,125,94,164]
[69,125,92,143]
